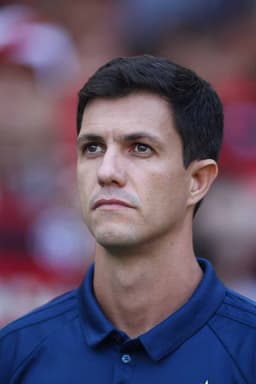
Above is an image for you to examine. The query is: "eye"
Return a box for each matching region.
[132,143,153,155]
[81,143,105,156]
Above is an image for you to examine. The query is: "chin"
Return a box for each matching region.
[96,234,136,248]
[92,226,140,249]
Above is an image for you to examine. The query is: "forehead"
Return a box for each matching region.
[80,92,175,138]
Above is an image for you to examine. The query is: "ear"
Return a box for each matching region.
[187,159,218,208]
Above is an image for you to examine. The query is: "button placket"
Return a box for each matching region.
[112,351,134,384]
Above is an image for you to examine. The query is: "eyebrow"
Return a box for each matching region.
[77,134,103,147]
[77,132,162,147]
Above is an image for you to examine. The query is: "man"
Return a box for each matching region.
[0,55,255,383]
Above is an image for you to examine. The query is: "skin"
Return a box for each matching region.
[77,92,218,338]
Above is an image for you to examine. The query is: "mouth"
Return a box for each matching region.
[93,199,134,210]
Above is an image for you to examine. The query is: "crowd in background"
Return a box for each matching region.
[0,0,255,326]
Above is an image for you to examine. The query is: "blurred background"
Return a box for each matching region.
[0,0,255,327]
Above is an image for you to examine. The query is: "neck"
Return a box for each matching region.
[93,224,203,339]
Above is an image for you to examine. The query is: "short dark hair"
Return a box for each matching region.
[77,55,223,167]
[77,55,224,213]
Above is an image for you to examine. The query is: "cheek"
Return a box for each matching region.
[77,167,91,209]
[77,169,84,199]
[141,168,188,211]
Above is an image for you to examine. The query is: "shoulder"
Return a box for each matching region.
[0,288,79,338]
[0,288,79,383]
[209,288,256,381]
[215,288,256,325]
[211,288,256,331]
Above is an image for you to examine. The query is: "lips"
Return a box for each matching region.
[93,199,133,209]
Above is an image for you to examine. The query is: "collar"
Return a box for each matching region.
[78,264,116,347]
[78,258,226,361]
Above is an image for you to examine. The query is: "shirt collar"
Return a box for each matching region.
[139,258,226,360]
[78,258,226,360]
[78,264,116,347]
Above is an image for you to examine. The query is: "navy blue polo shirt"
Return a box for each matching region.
[1,258,256,383]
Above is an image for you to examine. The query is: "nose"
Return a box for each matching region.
[97,148,126,187]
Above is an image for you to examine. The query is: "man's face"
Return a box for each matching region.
[77,92,191,249]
